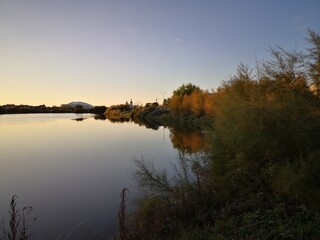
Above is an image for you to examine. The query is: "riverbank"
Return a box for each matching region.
[105,102,212,130]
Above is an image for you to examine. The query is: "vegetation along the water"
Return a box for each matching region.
[124,30,320,240]
[1,30,320,240]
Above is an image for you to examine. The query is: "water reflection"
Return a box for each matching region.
[0,114,179,240]
[107,117,131,123]
[72,113,107,121]
[106,117,160,130]
[72,117,87,121]
[94,114,106,120]
[0,114,210,239]
[169,127,207,153]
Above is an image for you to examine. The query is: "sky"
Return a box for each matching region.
[0,0,319,107]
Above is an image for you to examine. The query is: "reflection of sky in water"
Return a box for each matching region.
[0,113,93,125]
[0,114,178,239]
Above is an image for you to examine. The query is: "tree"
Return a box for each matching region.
[307,30,320,94]
[168,83,205,118]
[128,31,320,240]
[203,92,215,116]
[172,83,201,97]
[190,90,205,117]
[210,53,320,207]
[74,104,84,113]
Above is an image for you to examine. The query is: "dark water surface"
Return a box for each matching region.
[0,114,179,239]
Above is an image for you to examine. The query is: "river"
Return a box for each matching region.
[0,113,204,239]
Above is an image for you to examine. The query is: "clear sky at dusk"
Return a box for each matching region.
[0,0,319,106]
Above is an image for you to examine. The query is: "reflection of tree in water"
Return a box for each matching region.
[169,128,206,153]
[107,116,160,130]
[94,114,106,120]
[107,117,131,123]
[71,115,107,121]
[138,119,159,130]
[72,117,86,121]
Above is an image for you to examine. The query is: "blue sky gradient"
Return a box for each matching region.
[1,0,319,106]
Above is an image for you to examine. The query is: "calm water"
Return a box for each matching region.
[0,114,180,239]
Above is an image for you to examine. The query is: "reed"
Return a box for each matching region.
[2,196,35,240]
[118,188,129,240]
[8,196,19,240]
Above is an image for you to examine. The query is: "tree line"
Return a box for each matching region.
[165,30,319,122]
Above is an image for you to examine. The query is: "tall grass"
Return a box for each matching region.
[8,195,19,240]
[1,196,35,240]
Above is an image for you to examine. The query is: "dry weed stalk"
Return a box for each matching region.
[19,206,34,240]
[118,188,129,240]
[5,196,35,240]
[8,196,19,240]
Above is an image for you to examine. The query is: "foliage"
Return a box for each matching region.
[168,84,214,120]
[128,30,320,240]
[211,206,320,240]
[210,45,320,207]
[89,106,107,114]
[133,158,173,194]
[129,154,215,240]
[306,30,320,91]
[105,104,133,121]
[172,83,201,97]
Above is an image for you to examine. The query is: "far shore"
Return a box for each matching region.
[0,104,107,115]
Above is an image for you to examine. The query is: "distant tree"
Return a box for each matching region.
[172,83,201,97]
[168,83,206,117]
[74,105,84,113]
[90,106,107,114]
